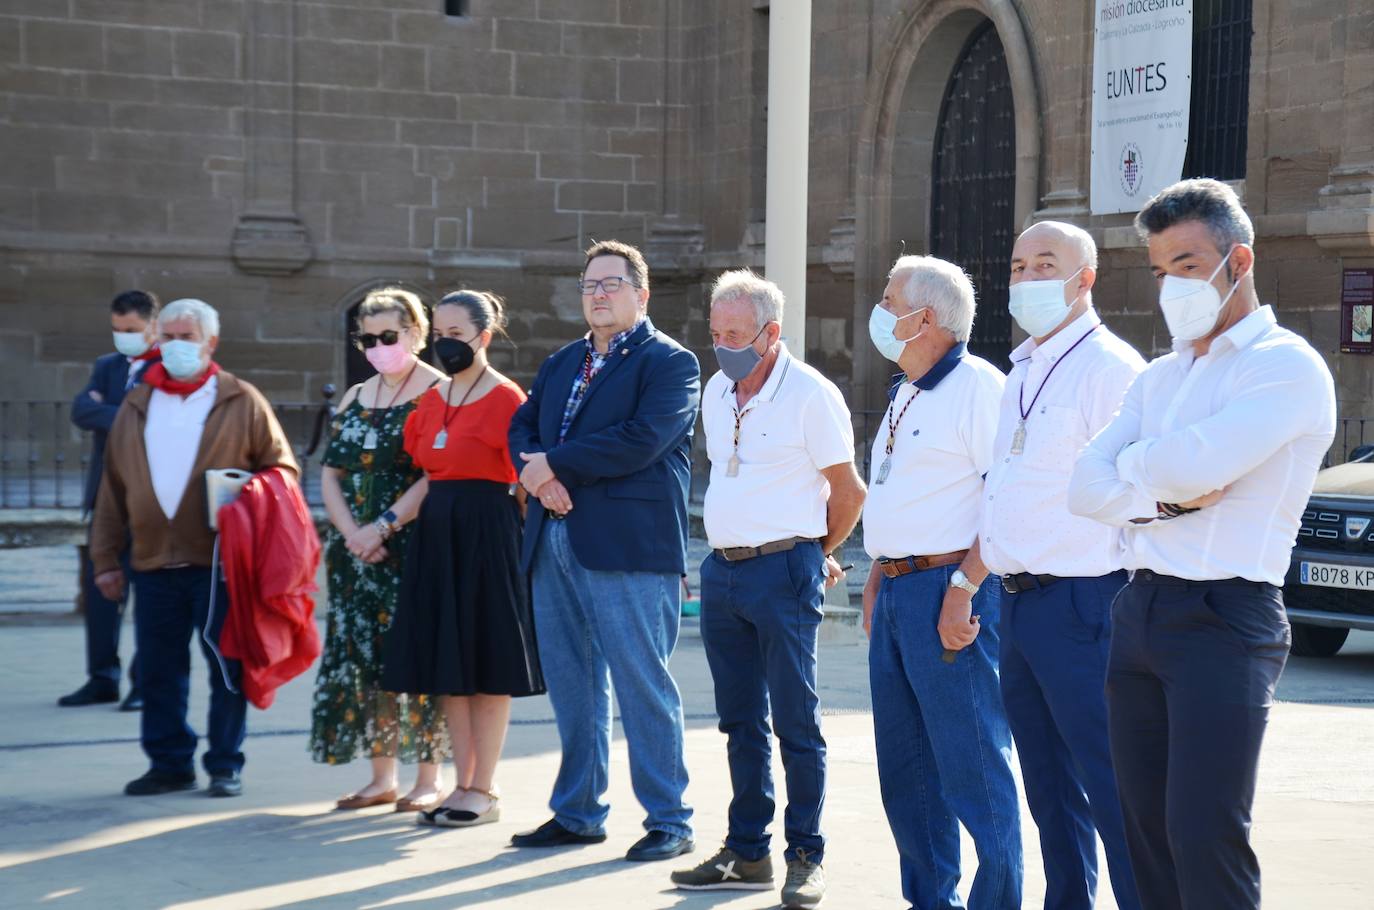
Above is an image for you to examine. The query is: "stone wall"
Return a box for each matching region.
[1,0,1370,444]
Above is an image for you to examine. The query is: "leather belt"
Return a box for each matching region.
[714,536,817,563]
[1129,569,1271,589]
[1001,572,1061,594]
[876,550,968,578]
[545,509,567,521]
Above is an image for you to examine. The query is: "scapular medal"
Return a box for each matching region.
[876,455,892,485]
[726,453,741,477]
[1010,419,1027,456]
[363,428,379,450]
[432,429,448,450]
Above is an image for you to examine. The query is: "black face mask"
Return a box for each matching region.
[434,336,476,374]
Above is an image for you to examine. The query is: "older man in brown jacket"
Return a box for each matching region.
[92,297,297,798]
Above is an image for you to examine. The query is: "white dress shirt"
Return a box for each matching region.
[145,376,217,520]
[863,346,1006,559]
[981,312,1146,577]
[702,344,855,549]
[1068,306,1336,584]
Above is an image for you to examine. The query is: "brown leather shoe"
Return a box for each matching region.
[335,788,398,810]
[395,794,442,813]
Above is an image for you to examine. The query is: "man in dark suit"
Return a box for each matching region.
[508,240,701,863]
[60,289,160,709]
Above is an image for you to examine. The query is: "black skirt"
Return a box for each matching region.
[382,480,545,697]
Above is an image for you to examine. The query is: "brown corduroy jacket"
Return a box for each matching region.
[90,370,298,575]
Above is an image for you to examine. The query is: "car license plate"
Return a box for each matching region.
[1299,561,1374,590]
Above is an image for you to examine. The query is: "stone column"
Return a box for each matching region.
[231,0,312,275]
[766,0,812,353]
[1305,0,1374,258]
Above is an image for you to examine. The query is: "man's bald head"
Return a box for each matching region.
[1014,220,1098,272]
[1008,220,1098,340]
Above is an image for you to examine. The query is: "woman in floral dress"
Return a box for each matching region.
[310,287,450,811]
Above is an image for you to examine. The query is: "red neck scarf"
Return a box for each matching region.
[144,361,221,397]
[133,345,160,363]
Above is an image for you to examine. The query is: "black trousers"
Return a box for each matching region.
[1106,573,1289,910]
[79,544,138,688]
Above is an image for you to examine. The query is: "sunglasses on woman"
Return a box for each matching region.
[354,330,401,350]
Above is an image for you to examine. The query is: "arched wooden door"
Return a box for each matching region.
[930,21,1016,367]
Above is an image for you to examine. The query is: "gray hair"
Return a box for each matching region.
[159,298,220,339]
[710,268,784,329]
[1134,178,1254,253]
[888,255,975,343]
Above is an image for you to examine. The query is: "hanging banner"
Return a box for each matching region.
[1090,0,1192,214]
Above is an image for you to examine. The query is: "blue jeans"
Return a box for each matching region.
[530,519,692,839]
[1000,572,1139,910]
[869,564,1022,909]
[699,542,827,863]
[1107,576,1289,910]
[131,566,246,776]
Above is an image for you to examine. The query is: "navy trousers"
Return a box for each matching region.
[79,545,138,688]
[131,566,246,777]
[1106,574,1289,910]
[699,542,828,863]
[999,572,1139,910]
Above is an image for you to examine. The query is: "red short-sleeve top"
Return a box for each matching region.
[403,380,526,483]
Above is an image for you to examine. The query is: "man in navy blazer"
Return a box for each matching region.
[60,290,160,710]
[508,240,701,863]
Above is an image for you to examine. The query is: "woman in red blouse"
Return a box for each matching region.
[381,290,545,828]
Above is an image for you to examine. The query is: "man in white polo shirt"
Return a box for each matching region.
[981,221,1144,910]
[1069,178,1336,909]
[670,269,865,910]
[861,255,1021,909]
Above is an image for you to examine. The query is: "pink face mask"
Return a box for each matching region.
[364,340,414,374]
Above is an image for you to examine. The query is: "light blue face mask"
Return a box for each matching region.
[868,304,926,363]
[1007,266,1084,338]
[160,339,205,379]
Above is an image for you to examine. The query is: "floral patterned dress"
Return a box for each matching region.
[308,395,449,765]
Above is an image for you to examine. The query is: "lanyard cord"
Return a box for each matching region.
[1018,325,1098,420]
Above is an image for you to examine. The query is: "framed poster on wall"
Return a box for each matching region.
[1341,268,1374,354]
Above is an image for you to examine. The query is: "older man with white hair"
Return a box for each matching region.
[91,298,297,798]
[860,256,1022,909]
[671,269,865,909]
[982,221,1145,910]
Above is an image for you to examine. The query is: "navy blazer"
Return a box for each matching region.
[71,351,157,512]
[508,318,701,574]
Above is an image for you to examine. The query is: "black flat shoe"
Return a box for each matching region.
[626,830,695,862]
[510,817,607,848]
[124,769,197,796]
[119,690,143,712]
[208,772,242,798]
[58,679,118,707]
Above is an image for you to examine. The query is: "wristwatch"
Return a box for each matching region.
[949,569,980,595]
[374,509,399,539]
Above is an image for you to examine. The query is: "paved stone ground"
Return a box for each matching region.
[1,550,1372,908]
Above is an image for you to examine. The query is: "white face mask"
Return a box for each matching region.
[868,305,926,363]
[1007,266,1084,338]
[1158,246,1241,342]
[160,339,205,379]
[112,331,150,358]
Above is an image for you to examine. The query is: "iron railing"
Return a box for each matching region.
[1183,0,1253,181]
[0,394,1365,509]
[0,386,336,510]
